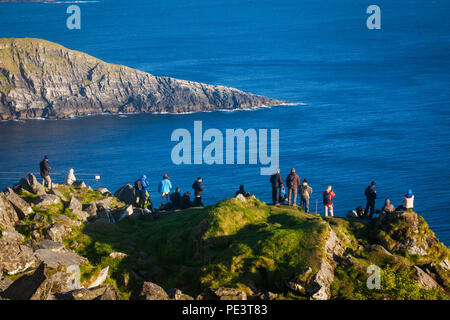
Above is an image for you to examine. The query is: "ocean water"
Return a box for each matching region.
[0,0,449,245]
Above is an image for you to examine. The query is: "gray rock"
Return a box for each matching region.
[200,287,247,300]
[72,209,90,222]
[133,281,170,300]
[68,196,82,212]
[109,252,127,259]
[35,240,65,252]
[118,205,134,221]
[72,180,87,188]
[27,174,47,196]
[34,249,87,269]
[0,263,53,300]
[49,189,67,202]
[167,288,194,300]
[88,266,109,288]
[34,194,61,207]
[414,266,439,290]
[0,192,19,230]
[0,228,25,244]
[114,184,137,205]
[0,244,37,275]
[55,285,119,300]
[260,292,277,300]
[52,214,81,227]
[235,194,247,202]
[2,187,33,219]
[0,278,12,293]
[44,224,72,242]
[83,202,98,217]
[439,258,450,271]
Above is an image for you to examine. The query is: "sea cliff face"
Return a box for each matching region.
[0,38,283,120]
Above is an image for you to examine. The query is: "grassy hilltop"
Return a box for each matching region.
[1,180,449,300]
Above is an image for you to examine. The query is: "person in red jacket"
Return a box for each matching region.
[323,185,336,217]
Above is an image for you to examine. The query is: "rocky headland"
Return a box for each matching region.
[0,38,283,120]
[0,173,449,300]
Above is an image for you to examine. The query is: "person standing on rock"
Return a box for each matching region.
[270,169,283,205]
[39,155,52,190]
[364,181,377,219]
[323,186,335,217]
[158,174,172,205]
[192,177,204,207]
[286,168,300,206]
[300,179,313,212]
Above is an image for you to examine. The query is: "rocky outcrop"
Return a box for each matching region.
[55,285,119,300]
[198,287,248,300]
[0,38,283,120]
[132,281,170,300]
[0,244,37,275]
[114,184,137,205]
[13,174,46,196]
[2,187,33,219]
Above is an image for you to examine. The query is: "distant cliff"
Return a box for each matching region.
[0,38,283,120]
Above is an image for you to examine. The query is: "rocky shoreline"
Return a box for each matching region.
[0,173,449,300]
[0,38,284,121]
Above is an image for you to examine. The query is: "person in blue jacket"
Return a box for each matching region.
[136,174,151,209]
[158,173,173,205]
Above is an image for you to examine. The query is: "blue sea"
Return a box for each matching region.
[0,0,449,245]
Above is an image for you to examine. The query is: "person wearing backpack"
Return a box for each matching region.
[39,155,52,190]
[364,181,377,219]
[170,187,182,209]
[323,186,336,217]
[286,168,300,206]
[270,169,283,205]
[300,179,313,212]
[158,174,172,205]
[135,175,150,209]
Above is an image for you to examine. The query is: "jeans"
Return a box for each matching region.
[365,200,375,219]
[324,205,334,217]
[301,197,310,212]
[193,196,204,207]
[288,188,298,206]
[272,187,280,205]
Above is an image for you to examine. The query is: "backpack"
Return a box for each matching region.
[323,192,332,205]
[134,179,143,191]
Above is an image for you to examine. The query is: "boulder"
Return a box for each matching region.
[2,187,33,219]
[68,196,82,212]
[114,184,137,205]
[34,194,61,208]
[83,203,98,217]
[72,210,90,222]
[0,192,19,230]
[0,263,53,300]
[44,224,72,242]
[118,205,134,222]
[0,244,37,275]
[14,174,46,196]
[414,266,439,290]
[97,207,115,223]
[88,266,109,288]
[0,228,25,244]
[72,180,87,188]
[133,281,170,300]
[55,285,119,300]
[52,214,81,227]
[109,252,127,259]
[439,258,450,271]
[49,189,67,202]
[35,240,65,252]
[167,288,194,300]
[34,249,87,269]
[200,287,247,300]
[235,194,247,202]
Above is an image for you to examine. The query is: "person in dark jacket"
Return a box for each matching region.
[39,155,52,190]
[286,168,300,206]
[181,191,193,209]
[270,169,283,205]
[192,177,204,207]
[236,185,251,198]
[170,187,182,209]
[364,181,377,219]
